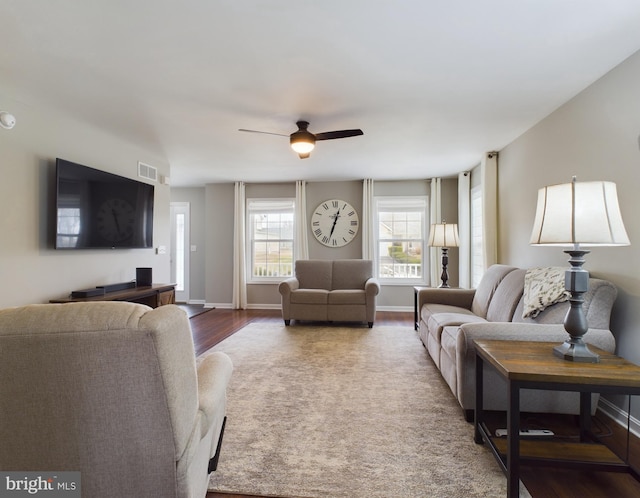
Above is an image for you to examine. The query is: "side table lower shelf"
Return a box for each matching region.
[478,424,628,472]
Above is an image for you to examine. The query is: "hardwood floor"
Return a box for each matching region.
[189,308,640,498]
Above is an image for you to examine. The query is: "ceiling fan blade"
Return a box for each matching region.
[314,129,364,141]
[238,128,288,137]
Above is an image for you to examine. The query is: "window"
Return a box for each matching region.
[375,197,428,283]
[247,199,295,282]
[470,185,484,288]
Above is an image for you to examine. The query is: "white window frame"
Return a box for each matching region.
[374,196,428,285]
[246,198,295,284]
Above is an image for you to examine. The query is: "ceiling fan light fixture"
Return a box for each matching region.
[290,133,315,154]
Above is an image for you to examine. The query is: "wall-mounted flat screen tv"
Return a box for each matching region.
[55,158,154,249]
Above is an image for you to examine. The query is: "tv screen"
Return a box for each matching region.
[55,158,154,249]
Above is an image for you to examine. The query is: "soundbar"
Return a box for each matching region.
[97,281,137,293]
[71,288,106,298]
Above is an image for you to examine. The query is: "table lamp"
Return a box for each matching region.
[428,222,459,288]
[530,177,629,362]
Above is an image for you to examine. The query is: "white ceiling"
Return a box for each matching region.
[3,1,640,186]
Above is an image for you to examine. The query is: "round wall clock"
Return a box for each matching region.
[311,199,359,247]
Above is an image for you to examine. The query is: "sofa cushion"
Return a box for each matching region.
[328,289,366,305]
[485,269,526,322]
[420,303,475,325]
[295,260,332,289]
[290,289,329,304]
[471,264,518,318]
[332,260,373,290]
[426,311,487,341]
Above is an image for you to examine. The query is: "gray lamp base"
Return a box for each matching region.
[553,340,600,363]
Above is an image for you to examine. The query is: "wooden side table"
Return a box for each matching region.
[473,339,640,498]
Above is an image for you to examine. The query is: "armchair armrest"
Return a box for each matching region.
[196,351,233,433]
[278,277,299,296]
[364,277,380,299]
[418,288,475,311]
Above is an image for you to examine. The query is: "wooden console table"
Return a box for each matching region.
[51,284,176,309]
[474,339,640,498]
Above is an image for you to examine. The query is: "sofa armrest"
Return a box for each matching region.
[196,351,233,435]
[365,277,380,298]
[418,288,475,311]
[453,322,615,410]
[457,322,616,352]
[278,277,300,296]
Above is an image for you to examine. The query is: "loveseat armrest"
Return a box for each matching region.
[278,277,300,296]
[364,277,380,298]
[418,287,475,312]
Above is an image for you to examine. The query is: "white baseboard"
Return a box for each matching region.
[205,303,232,309]
[203,303,413,312]
[377,305,413,312]
[597,397,640,439]
[247,303,281,310]
[187,299,205,305]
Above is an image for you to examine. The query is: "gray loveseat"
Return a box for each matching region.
[418,264,617,420]
[279,259,380,327]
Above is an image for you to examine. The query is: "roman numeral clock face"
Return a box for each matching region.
[311,199,359,247]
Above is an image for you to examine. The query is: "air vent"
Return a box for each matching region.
[138,161,158,182]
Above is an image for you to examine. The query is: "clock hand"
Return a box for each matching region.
[329,208,341,238]
[111,208,121,234]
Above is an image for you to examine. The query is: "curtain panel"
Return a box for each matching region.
[232,181,247,309]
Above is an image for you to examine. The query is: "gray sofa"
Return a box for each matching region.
[418,264,617,420]
[278,259,380,327]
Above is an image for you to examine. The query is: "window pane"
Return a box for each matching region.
[56,207,81,248]
[247,199,295,280]
[175,213,185,292]
[375,197,427,281]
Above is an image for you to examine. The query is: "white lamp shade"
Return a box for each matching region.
[530,180,630,246]
[428,223,459,248]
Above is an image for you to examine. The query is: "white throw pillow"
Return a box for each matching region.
[522,267,570,319]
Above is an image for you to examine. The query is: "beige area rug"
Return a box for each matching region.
[204,324,531,498]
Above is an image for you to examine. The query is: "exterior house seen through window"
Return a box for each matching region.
[247,199,295,281]
[375,197,428,282]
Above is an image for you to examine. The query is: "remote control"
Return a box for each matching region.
[495,429,554,437]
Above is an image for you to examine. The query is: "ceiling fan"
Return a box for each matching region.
[239,120,364,159]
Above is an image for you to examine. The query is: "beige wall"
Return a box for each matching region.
[0,93,171,308]
[178,178,453,309]
[497,48,640,419]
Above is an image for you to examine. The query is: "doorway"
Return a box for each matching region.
[170,202,190,303]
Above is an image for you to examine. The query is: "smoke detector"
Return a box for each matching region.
[0,111,16,130]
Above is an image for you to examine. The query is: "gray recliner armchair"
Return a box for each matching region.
[0,302,233,498]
